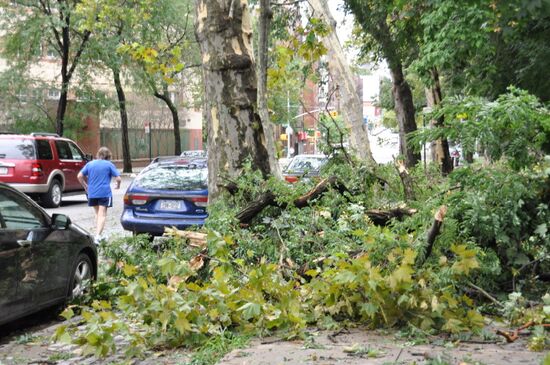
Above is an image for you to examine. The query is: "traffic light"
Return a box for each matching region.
[329,110,338,118]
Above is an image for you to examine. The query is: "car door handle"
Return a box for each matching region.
[17,240,32,247]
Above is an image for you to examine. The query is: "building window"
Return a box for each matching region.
[16,90,27,103]
[46,45,57,59]
[168,91,176,103]
[47,89,60,100]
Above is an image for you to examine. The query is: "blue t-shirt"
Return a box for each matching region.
[80,160,120,199]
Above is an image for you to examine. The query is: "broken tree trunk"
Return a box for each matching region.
[417,205,447,266]
[395,159,416,201]
[308,0,375,164]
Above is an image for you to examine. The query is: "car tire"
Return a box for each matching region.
[67,253,94,301]
[42,179,62,208]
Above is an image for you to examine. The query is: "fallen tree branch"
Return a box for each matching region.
[236,176,346,223]
[164,228,207,248]
[365,207,417,226]
[236,176,416,225]
[495,321,550,343]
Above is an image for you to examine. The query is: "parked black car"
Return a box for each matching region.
[0,183,97,326]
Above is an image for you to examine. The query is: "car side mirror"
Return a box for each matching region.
[52,214,71,229]
[85,153,94,161]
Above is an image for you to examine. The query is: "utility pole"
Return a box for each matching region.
[286,90,292,158]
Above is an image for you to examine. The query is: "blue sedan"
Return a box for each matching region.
[120,158,208,237]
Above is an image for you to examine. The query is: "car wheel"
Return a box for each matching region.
[68,254,94,300]
[42,180,62,208]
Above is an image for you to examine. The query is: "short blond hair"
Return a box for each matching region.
[96,147,112,160]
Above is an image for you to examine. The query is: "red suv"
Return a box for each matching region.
[0,132,91,207]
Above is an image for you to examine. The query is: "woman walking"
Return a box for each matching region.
[77,147,121,244]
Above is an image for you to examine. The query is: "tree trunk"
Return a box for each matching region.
[425,68,452,175]
[112,68,132,173]
[55,15,71,137]
[257,0,281,177]
[154,83,182,156]
[51,4,90,137]
[390,65,421,168]
[194,0,273,200]
[56,76,69,137]
[309,0,375,164]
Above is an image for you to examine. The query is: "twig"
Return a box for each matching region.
[458,339,501,344]
[394,347,404,362]
[260,338,286,344]
[327,328,349,343]
[467,281,503,308]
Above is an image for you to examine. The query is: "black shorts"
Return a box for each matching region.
[88,197,113,207]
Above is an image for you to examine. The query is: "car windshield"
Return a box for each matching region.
[286,156,326,172]
[134,165,208,191]
[0,139,36,159]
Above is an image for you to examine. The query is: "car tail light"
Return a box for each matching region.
[31,163,43,177]
[187,196,208,207]
[124,194,150,206]
[284,175,299,183]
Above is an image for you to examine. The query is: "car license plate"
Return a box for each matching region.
[159,200,182,211]
[0,167,7,175]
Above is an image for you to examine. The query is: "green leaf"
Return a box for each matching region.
[122,263,138,277]
[333,270,356,284]
[238,302,262,320]
[175,312,192,334]
[534,223,547,237]
[60,307,74,320]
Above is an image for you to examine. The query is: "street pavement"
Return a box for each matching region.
[44,175,134,239]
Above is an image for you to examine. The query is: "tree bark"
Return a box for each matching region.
[112,68,133,173]
[425,68,452,175]
[308,0,375,164]
[257,0,281,177]
[194,0,273,201]
[154,83,182,156]
[390,65,421,168]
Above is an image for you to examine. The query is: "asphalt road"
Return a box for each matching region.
[43,175,134,239]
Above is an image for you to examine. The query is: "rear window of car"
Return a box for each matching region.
[36,139,53,160]
[286,156,327,172]
[0,139,36,160]
[134,165,208,191]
